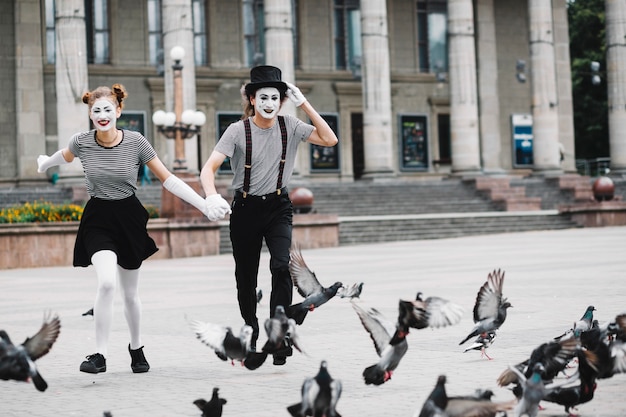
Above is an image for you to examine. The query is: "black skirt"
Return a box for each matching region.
[73,195,158,269]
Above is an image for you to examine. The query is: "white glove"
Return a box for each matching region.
[37,149,69,173]
[285,82,307,107]
[163,175,213,219]
[205,194,232,221]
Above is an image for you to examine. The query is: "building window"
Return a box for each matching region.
[85,0,110,64]
[148,0,163,70]
[45,0,56,64]
[243,0,265,66]
[192,0,207,66]
[334,0,361,72]
[417,0,447,73]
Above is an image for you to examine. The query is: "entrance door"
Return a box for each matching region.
[351,113,364,179]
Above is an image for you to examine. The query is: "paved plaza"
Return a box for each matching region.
[1,226,625,417]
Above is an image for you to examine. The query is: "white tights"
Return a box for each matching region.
[90,250,143,356]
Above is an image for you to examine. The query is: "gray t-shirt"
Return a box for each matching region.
[215,115,314,195]
[68,130,157,200]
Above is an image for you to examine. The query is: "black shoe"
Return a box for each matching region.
[273,355,287,366]
[128,344,150,373]
[80,353,106,374]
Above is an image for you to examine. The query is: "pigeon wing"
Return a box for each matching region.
[188,319,228,357]
[473,269,505,322]
[289,246,324,298]
[301,376,320,415]
[352,303,394,356]
[22,313,61,360]
[330,379,342,415]
[407,296,464,329]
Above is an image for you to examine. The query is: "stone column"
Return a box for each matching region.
[448,0,481,174]
[475,0,502,173]
[265,0,296,117]
[55,0,89,178]
[528,0,561,174]
[605,0,626,175]
[360,0,394,177]
[552,0,576,172]
[264,0,304,175]
[162,0,198,172]
[15,0,47,178]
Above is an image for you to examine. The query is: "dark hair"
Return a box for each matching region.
[240,84,288,118]
[82,83,127,110]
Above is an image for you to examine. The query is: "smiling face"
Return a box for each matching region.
[252,87,281,119]
[90,98,120,131]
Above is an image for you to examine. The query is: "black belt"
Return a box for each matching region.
[234,187,288,201]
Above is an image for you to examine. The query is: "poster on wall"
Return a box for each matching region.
[310,113,340,172]
[216,112,243,173]
[511,114,533,167]
[399,115,428,170]
[117,112,146,135]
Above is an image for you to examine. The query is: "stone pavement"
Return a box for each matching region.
[1,226,625,417]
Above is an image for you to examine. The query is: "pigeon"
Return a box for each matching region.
[459,269,512,347]
[398,292,464,330]
[287,360,342,417]
[287,245,343,325]
[262,305,291,353]
[193,387,227,417]
[352,302,409,385]
[554,305,597,341]
[417,374,514,417]
[0,313,61,392]
[82,308,94,317]
[187,318,260,368]
[582,315,626,379]
[416,375,448,417]
[463,331,496,360]
[497,337,580,398]
[541,348,599,416]
[256,288,263,304]
[337,282,364,299]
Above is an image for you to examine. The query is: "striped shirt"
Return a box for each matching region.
[68,130,157,200]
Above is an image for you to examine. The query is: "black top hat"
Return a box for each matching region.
[244,65,287,96]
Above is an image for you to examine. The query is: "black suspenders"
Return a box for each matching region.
[241,116,288,198]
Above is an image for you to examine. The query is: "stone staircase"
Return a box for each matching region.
[4,175,625,253]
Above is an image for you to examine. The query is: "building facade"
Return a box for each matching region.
[3,0,624,188]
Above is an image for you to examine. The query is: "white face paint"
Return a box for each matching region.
[254,87,281,120]
[90,99,119,131]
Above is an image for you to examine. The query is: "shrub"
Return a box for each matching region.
[0,201,159,223]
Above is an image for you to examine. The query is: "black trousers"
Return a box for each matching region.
[229,190,293,343]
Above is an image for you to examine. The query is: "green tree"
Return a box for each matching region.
[568,0,609,159]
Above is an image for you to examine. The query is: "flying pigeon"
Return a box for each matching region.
[256,288,263,304]
[416,374,514,417]
[82,308,94,317]
[188,318,260,368]
[554,305,597,342]
[337,282,364,299]
[398,292,464,330]
[463,331,496,360]
[352,302,409,385]
[497,337,580,398]
[287,360,342,417]
[541,348,599,417]
[193,387,227,417]
[262,305,295,354]
[459,269,512,348]
[0,313,61,392]
[287,245,343,325]
[508,363,575,417]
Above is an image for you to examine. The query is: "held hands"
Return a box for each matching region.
[204,194,231,222]
[285,82,307,107]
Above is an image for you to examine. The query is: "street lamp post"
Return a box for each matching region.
[152,46,206,171]
[152,46,206,219]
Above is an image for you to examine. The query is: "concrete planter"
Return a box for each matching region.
[0,214,339,270]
